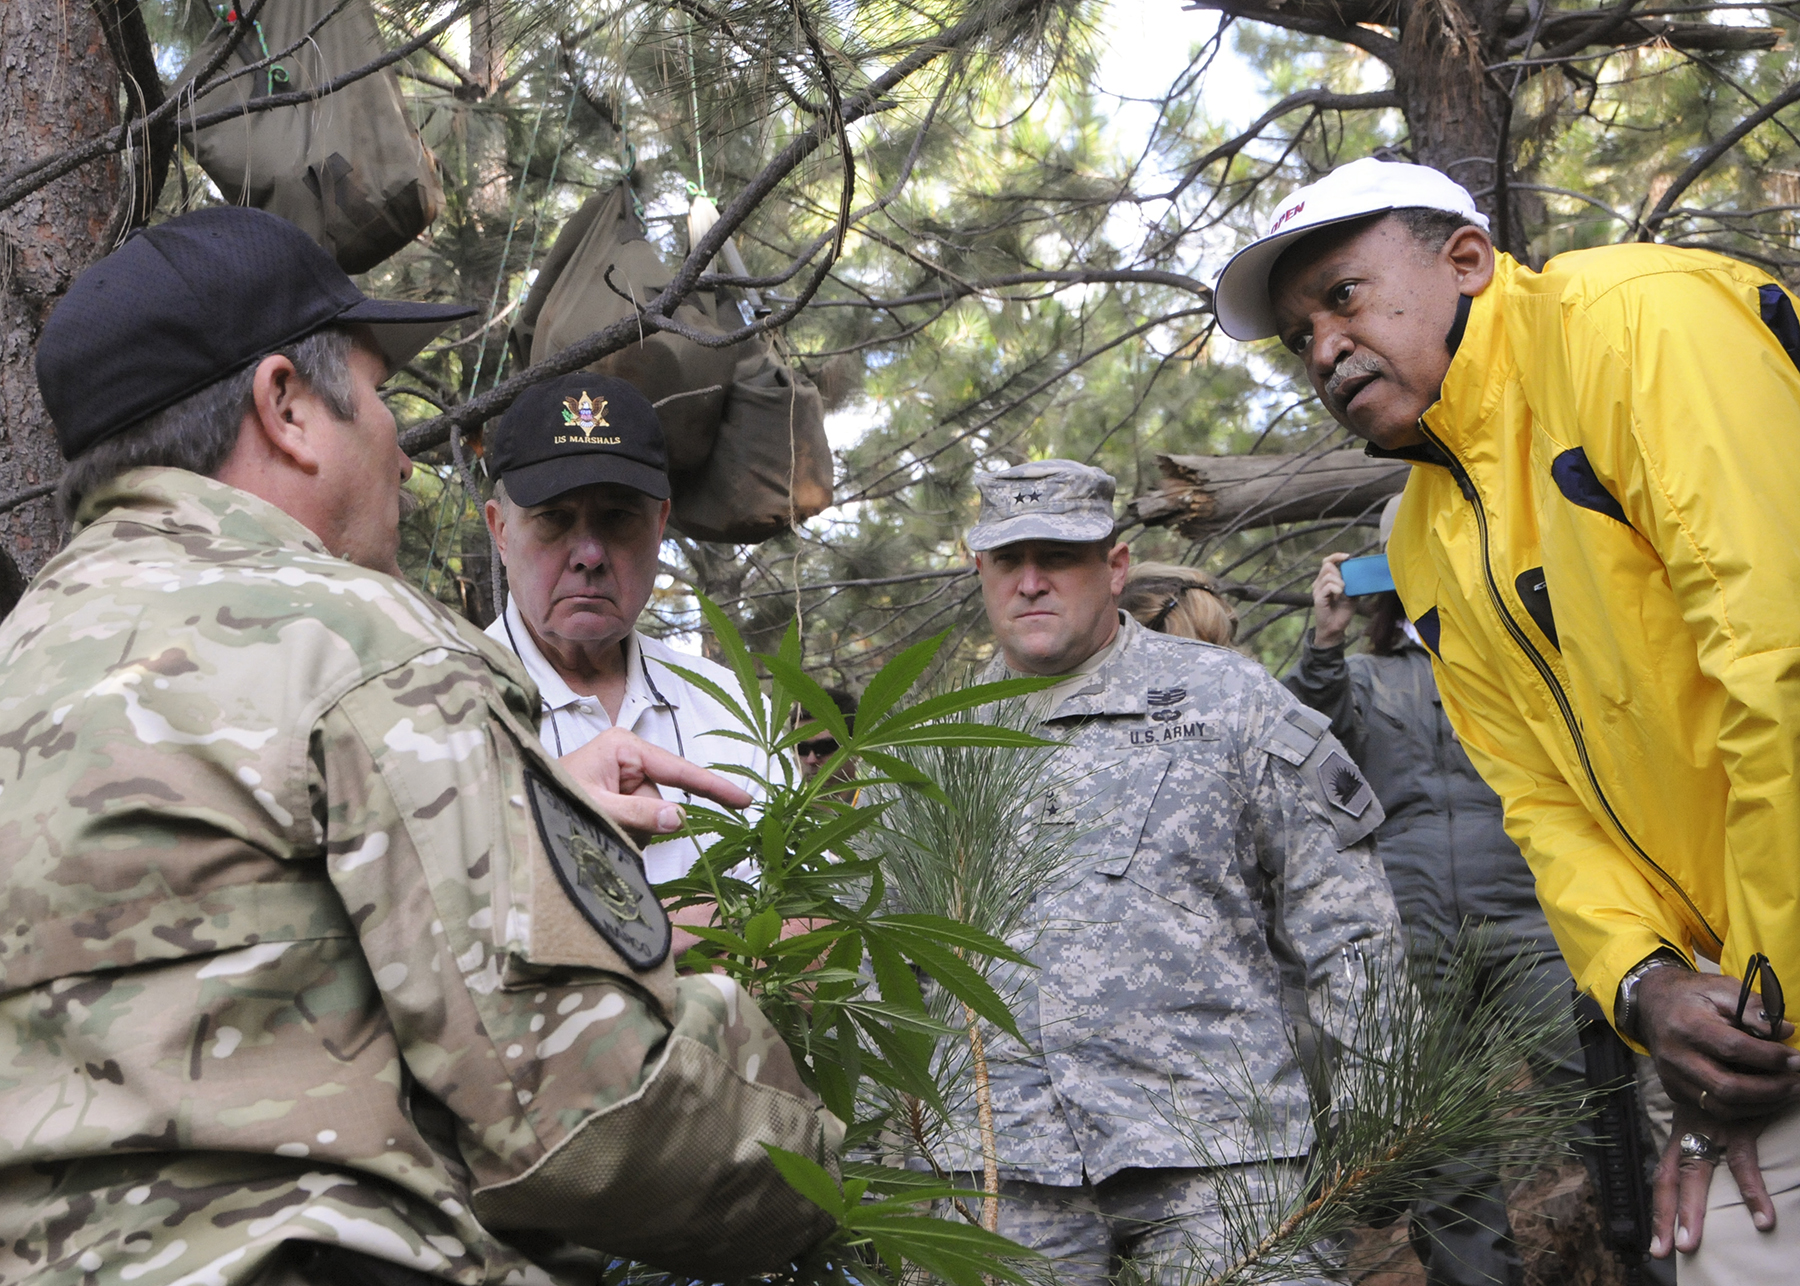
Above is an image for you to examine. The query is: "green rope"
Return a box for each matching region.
[466,94,556,394]
[419,466,459,601]
[685,20,707,199]
[421,88,548,597]
[421,87,575,600]
[215,4,290,92]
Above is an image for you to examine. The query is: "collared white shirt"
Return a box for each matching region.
[485,596,768,884]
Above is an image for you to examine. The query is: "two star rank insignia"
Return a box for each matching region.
[525,769,671,970]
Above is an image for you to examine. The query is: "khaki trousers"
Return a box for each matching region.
[1678,1100,1800,1283]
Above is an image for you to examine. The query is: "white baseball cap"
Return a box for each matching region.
[1212,158,1489,341]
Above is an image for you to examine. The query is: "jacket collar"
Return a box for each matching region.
[1417,253,1524,461]
[75,466,332,556]
[1043,612,1149,720]
[1362,253,1524,473]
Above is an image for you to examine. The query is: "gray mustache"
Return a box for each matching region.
[398,487,422,519]
[1325,354,1383,401]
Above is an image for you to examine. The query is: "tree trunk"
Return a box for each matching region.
[1392,0,1533,256]
[0,2,122,575]
[470,0,505,98]
[466,1,510,228]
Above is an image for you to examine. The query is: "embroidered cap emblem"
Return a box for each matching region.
[1317,749,1375,818]
[525,770,669,970]
[560,390,611,440]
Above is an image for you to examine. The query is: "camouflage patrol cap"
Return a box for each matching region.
[967,459,1118,552]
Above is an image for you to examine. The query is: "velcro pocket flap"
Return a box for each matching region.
[1045,751,1171,877]
[1264,704,1331,766]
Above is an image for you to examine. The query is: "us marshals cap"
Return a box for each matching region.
[967,459,1118,552]
[487,373,669,507]
[36,206,473,459]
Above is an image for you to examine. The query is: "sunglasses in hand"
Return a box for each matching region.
[1734,953,1787,1041]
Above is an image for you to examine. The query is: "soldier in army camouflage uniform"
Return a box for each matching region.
[960,460,1404,1286]
[0,208,835,1285]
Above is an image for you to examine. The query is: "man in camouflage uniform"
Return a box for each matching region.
[0,208,835,1285]
[963,460,1403,1286]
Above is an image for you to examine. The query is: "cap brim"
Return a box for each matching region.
[967,511,1116,552]
[1213,208,1396,341]
[339,297,476,372]
[502,452,671,507]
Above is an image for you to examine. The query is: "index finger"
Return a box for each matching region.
[1650,1135,1680,1257]
[1686,1016,1800,1081]
[616,737,755,810]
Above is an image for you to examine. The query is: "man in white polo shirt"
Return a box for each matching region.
[483,373,767,898]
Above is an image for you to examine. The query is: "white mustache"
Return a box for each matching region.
[1324,353,1383,402]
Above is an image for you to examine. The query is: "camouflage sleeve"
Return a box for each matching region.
[319,650,836,1276]
[1248,685,1402,1057]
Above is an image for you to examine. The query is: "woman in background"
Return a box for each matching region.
[1120,562,1238,645]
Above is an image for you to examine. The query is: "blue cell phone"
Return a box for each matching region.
[1339,554,1396,598]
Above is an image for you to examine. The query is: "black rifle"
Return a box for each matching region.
[1575,991,1652,1286]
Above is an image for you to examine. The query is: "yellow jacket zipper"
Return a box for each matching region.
[1414,421,1723,953]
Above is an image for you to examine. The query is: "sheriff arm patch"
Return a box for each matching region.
[524,770,671,970]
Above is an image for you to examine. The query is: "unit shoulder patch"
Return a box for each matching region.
[1317,749,1375,818]
[524,770,671,971]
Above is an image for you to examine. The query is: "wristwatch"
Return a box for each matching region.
[1615,948,1694,1044]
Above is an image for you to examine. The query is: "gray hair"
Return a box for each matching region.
[57,327,359,522]
[1392,206,1480,253]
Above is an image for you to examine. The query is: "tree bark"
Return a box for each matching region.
[1,1,122,575]
[1391,0,1533,254]
[1190,0,1542,256]
[1126,449,1409,538]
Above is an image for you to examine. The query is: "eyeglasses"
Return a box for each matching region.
[1735,953,1786,1041]
[795,737,840,759]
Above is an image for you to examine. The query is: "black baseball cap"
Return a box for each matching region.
[487,373,669,507]
[36,206,474,460]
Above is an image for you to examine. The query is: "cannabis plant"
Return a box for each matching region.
[655,601,1595,1286]
[655,597,1062,1286]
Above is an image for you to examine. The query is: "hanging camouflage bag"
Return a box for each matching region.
[668,342,832,545]
[511,184,737,473]
[180,0,443,274]
[509,183,834,543]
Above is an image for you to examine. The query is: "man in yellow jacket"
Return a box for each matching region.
[1212,157,1800,1282]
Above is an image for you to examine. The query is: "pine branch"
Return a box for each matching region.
[797,267,1214,310]
[398,0,1065,455]
[1640,79,1800,239]
[1182,0,1403,65]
